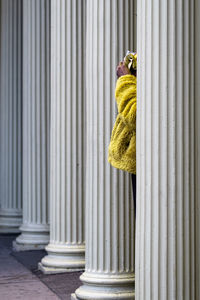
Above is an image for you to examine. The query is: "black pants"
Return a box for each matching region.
[131,174,136,216]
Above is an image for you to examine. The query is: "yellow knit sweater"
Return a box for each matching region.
[108,74,137,174]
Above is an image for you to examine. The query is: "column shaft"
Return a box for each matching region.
[14,0,50,250]
[39,0,86,273]
[0,0,22,233]
[74,1,136,299]
[195,0,200,298]
[136,0,196,299]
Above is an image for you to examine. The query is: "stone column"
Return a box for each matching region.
[73,1,136,299]
[38,0,86,273]
[0,0,22,233]
[14,0,50,250]
[195,0,200,298]
[135,0,196,299]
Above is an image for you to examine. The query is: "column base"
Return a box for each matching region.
[39,243,85,274]
[13,223,49,251]
[74,272,135,300]
[0,209,22,233]
[38,262,84,274]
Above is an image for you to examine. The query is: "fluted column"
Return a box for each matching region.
[0,0,22,233]
[38,0,86,273]
[136,0,196,299]
[195,0,200,298]
[74,1,136,299]
[14,0,50,251]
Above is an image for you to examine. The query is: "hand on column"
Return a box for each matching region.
[116,61,131,78]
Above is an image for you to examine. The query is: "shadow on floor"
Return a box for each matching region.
[0,234,83,300]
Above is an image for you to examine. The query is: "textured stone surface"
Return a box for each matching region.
[136,0,196,299]
[74,1,136,299]
[36,271,83,300]
[14,0,50,250]
[39,0,86,273]
[0,235,58,300]
[0,0,22,233]
[1,235,83,300]
[38,262,84,275]
[195,1,200,298]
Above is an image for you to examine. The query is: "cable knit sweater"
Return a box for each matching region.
[108,74,137,174]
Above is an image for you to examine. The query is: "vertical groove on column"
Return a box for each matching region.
[189,2,195,300]
[75,1,136,299]
[0,0,22,233]
[194,1,200,299]
[14,0,50,250]
[136,0,195,299]
[39,0,86,274]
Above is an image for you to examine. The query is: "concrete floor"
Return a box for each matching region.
[0,235,83,300]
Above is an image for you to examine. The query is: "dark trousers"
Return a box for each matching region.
[131,174,136,216]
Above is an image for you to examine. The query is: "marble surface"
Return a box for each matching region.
[0,235,83,300]
[0,235,58,299]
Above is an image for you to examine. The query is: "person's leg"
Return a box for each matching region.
[131,174,136,216]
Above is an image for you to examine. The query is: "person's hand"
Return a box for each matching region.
[116,61,131,78]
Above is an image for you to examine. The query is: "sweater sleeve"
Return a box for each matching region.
[115,75,137,131]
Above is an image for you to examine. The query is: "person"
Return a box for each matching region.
[108,53,137,215]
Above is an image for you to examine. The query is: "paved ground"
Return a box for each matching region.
[0,235,82,300]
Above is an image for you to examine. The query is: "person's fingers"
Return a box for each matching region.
[116,66,121,75]
[116,68,122,78]
[117,61,123,69]
[116,60,132,78]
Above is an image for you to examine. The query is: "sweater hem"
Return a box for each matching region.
[108,158,136,175]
